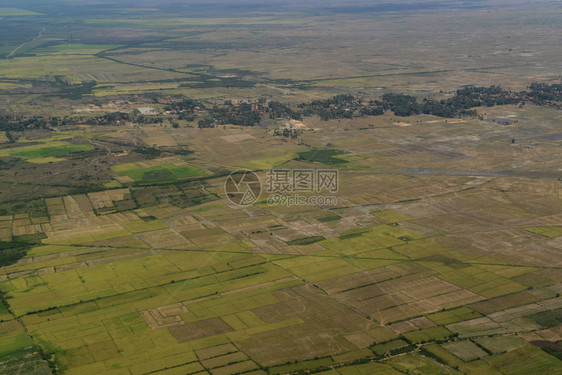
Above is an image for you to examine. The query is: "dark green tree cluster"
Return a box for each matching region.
[381,93,420,116]
[309,94,356,107]
[55,80,97,99]
[268,101,303,120]
[299,94,359,120]
[165,99,203,120]
[0,115,67,131]
[91,112,131,125]
[453,85,521,107]
[360,101,385,116]
[207,103,261,126]
[132,147,162,157]
[273,128,301,139]
[135,114,163,125]
[527,82,562,104]
[419,99,477,118]
[0,237,43,267]
[197,118,215,128]
[90,112,163,125]
[380,86,521,118]
[3,82,561,132]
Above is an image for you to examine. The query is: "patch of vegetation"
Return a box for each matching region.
[339,228,370,239]
[0,234,46,267]
[90,111,163,126]
[164,98,203,114]
[299,94,358,120]
[530,341,562,361]
[371,339,409,355]
[141,169,176,184]
[317,214,341,222]
[181,76,256,89]
[273,127,302,139]
[525,309,562,328]
[286,236,325,246]
[131,181,217,208]
[139,215,157,222]
[10,144,94,160]
[0,114,58,131]
[293,83,562,120]
[524,226,562,238]
[527,82,562,104]
[132,147,162,157]
[296,149,348,165]
[268,357,334,375]
[206,102,262,126]
[419,255,469,269]
[0,199,48,218]
[541,346,562,361]
[55,80,97,100]
[268,101,303,120]
[5,132,15,143]
[112,163,205,185]
[0,8,43,16]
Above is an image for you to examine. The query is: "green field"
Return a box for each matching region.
[0,141,94,163]
[111,163,205,184]
[442,340,489,362]
[296,149,349,165]
[0,8,43,16]
[524,226,562,238]
[9,144,93,159]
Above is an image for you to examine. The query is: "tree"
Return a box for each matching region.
[198,118,215,128]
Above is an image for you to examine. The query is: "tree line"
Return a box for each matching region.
[1,82,561,131]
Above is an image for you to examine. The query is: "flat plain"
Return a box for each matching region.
[0,0,561,374]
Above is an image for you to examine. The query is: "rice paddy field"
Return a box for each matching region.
[0,0,561,374]
[111,159,206,185]
[0,102,560,374]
